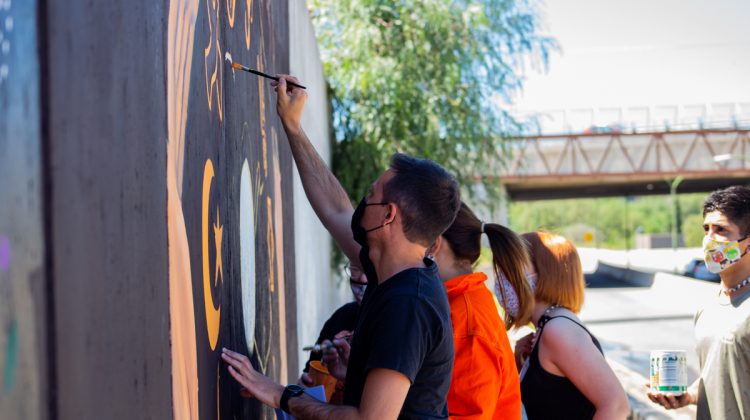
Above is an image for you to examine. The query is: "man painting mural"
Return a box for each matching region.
[648,185,750,419]
[222,75,461,419]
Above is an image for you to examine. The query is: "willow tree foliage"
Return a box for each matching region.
[310,0,556,202]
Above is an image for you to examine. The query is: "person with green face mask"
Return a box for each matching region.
[648,185,750,419]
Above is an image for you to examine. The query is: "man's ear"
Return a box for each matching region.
[383,203,397,225]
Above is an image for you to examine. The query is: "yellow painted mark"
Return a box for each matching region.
[257,50,268,178]
[244,0,254,49]
[226,0,236,27]
[271,129,288,382]
[266,197,275,294]
[213,207,224,287]
[204,0,223,120]
[202,159,221,351]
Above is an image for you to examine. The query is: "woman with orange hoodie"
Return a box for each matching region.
[429,202,533,420]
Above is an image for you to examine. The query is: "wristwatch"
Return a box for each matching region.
[280,384,305,413]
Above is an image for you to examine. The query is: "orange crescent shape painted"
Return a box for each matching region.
[202,159,221,350]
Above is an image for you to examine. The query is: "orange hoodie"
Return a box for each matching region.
[444,272,521,420]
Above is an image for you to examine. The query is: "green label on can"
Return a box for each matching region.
[657,385,686,392]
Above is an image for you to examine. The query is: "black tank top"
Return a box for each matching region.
[521,315,603,420]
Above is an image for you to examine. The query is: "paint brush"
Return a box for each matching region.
[302,334,353,353]
[225,51,306,89]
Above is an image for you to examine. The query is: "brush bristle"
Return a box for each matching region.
[231,62,242,69]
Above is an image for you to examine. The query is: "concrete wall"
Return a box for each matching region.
[45,0,174,417]
[288,0,349,376]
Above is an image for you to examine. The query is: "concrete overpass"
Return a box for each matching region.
[494,128,750,200]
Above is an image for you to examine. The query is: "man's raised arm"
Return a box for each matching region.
[270,75,361,266]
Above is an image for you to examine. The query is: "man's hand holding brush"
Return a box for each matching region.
[271,75,307,137]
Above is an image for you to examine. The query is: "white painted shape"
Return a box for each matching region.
[2,40,9,55]
[1,64,8,79]
[240,159,256,355]
[4,16,11,32]
[224,51,235,79]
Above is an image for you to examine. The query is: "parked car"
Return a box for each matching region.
[683,258,721,282]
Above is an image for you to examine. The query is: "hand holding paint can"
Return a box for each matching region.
[650,350,688,395]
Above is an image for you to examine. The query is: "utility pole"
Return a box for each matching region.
[669,176,684,251]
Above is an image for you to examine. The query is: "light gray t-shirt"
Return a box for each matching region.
[694,286,750,420]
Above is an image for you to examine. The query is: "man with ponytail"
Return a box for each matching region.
[429,203,532,420]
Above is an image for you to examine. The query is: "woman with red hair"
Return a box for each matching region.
[515,232,629,419]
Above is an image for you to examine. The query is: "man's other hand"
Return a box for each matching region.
[222,347,285,408]
[321,331,352,381]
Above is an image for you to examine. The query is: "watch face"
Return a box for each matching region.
[287,384,305,395]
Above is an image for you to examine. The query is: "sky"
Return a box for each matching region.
[509,0,750,131]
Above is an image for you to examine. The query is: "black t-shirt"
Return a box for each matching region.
[304,301,360,372]
[343,258,454,419]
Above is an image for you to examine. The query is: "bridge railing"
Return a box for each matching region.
[497,129,750,180]
[512,103,750,136]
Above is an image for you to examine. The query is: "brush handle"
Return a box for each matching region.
[302,334,353,352]
[244,67,307,90]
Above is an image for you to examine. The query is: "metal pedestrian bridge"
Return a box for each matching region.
[494,128,750,200]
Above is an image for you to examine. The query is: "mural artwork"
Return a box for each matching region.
[167,0,296,418]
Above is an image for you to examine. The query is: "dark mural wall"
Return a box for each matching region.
[175,0,298,418]
[37,0,297,418]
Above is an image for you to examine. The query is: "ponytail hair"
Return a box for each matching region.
[442,202,532,329]
[484,223,533,329]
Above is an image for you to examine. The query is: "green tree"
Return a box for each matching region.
[682,214,705,247]
[509,193,709,249]
[310,0,556,202]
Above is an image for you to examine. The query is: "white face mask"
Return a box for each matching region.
[703,235,748,274]
[495,267,537,319]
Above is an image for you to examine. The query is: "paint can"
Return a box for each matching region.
[650,350,688,395]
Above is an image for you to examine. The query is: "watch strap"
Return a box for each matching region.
[280,385,305,413]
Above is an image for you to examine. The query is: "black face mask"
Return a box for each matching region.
[351,197,390,287]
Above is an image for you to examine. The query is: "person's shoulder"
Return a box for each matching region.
[541,316,592,351]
